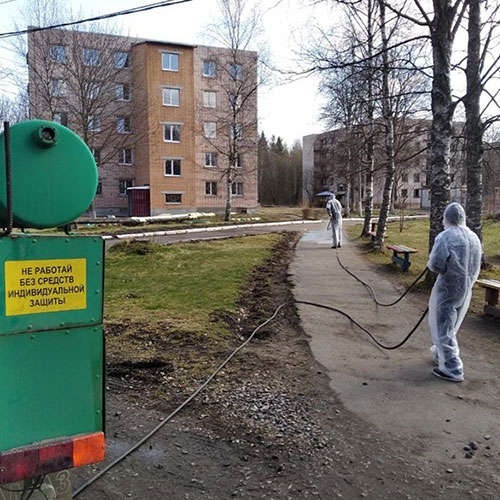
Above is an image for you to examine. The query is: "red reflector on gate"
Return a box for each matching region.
[73,432,106,467]
[0,433,105,484]
[0,449,38,484]
[39,441,73,462]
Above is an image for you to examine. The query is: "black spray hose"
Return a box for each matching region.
[2,121,13,236]
[73,297,427,497]
[295,300,428,350]
[335,247,428,307]
[331,245,429,348]
[74,227,430,496]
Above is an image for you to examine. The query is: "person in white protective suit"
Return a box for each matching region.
[427,202,482,382]
[326,194,343,248]
[326,194,342,248]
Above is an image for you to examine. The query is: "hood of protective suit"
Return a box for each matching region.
[330,194,336,200]
[443,202,466,229]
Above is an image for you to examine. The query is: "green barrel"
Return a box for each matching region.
[0,120,98,229]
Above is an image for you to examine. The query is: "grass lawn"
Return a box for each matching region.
[346,218,500,314]
[105,234,280,334]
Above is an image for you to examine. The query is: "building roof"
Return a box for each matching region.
[132,39,197,49]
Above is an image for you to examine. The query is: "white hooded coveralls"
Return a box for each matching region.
[326,195,343,247]
[427,203,482,380]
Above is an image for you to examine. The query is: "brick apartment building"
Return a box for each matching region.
[28,28,258,216]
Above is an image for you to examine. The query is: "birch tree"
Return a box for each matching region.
[374,0,395,249]
[463,0,500,266]
[464,0,483,249]
[320,57,364,217]
[309,0,429,242]
[203,0,266,221]
[305,0,379,230]
[383,0,468,251]
[11,0,147,217]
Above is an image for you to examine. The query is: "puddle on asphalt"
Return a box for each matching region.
[301,230,331,244]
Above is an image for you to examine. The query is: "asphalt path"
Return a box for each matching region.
[291,221,500,466]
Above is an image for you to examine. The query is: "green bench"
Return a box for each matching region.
[387,244,417,273]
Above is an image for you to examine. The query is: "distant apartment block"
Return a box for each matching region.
[303,120,467,210]
[28,28,258,216]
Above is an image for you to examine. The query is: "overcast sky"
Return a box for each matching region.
[0,0,334,147]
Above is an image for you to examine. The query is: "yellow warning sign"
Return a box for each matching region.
[5,258,87,316]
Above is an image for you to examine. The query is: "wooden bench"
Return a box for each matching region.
[476,279,500,319]
[386,244,418,273]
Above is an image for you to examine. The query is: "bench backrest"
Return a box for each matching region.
[387,244,417,253]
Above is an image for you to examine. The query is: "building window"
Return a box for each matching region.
[232,153,242,168]
[88,115,101,132]
[231,182,243,196]
[119,179,134,196]
[401,188,408,198]
[401,173,408,183]
[114,51,130,68]
[205,152,218,167]
[203,91,216,108]
[116,83,130,101]
[50,79,66,97]
[229,93,242,109]
[204,121,216,139]
[83,48,99,66]
[414,173,420,183]
[206,181,217,196]
[50,45,66,63]
[162,88,180,107]
[414,188,420,198]
[203,60,216,77]
[164,123,181,142]
[162,52,179,71]
[164,158,181,176]
[229,64,243,80]
[165,193,182,204]
[96,181,102,195]
[53,112,68,127]
[118,148,133,165]
[92,148,101,165]
[117,116,131,133]
[88,83,101,100]
[230,123,242,140]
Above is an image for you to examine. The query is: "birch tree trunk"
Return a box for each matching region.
[428,0,455,251]
[358,166,363,217]
[361,0,376,236]
[345,124,352,217]
[363,156,374,234]
[464,0,485,264]
[374,0,395,250]
[224,175,232,221]
[345,180,351,216]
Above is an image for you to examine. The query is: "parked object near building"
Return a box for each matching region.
[28,28,258,217]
